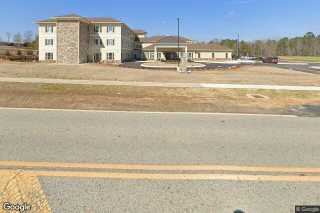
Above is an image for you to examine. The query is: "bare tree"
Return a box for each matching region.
[6,32,11,43]
[23,31,33,43]
[13,33,22,43]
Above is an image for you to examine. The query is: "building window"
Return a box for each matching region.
[188,52,193,59]
[94,25,102,33]
[45,39,54,46]
[107,25,115,33]
[144,52,149,59]
[107,39,115,46]
[45,52,53,60]
[226,52,229,59]
[45,25,54,33]
[94,53,101,62]
[157,52,161,59]
[212,52,215,59]
[150,52,154,60]
[106,52,114,60]
[95,38,103,46]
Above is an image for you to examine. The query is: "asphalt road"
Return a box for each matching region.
[268,62,320,74]
[1,108,320,212]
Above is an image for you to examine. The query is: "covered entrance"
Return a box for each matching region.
[153,44,188,61]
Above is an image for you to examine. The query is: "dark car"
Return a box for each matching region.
[262,57,279,64]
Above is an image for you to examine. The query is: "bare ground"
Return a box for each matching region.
[0,62,320,86]
[1,82,320,116]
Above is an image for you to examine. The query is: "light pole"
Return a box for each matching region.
[177,18,180,67]
[237,33,240,59]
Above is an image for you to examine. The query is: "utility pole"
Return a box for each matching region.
[237,33,240,59]
[177,18,180,67]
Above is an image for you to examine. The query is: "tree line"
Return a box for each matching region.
[0,31,38,49]
[2,31,320,57]
[209,32,320,57]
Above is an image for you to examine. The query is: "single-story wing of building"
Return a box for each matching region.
[140,35,232,61]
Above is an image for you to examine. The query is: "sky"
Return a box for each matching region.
[0,0,319,42]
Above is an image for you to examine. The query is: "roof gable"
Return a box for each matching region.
[140,35,192,43]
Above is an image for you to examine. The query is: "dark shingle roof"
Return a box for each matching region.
[188,43,232,52]
[143,42,232,52]
[37,14,121,24]
[133,29,147,35]
[158,36,192,44]
[37,18,56,23]
[140,36,166,43]
[87,17,121,23]
[140,35,192,43]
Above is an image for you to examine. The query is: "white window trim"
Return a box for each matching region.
[95,38,103,46]
[94,25,102,33]
[45,39,54,46]
[106,52,114,60]
[107,39,115,46]
[107,25,115,33]
[45,52,53,60]
[45,25,54,33]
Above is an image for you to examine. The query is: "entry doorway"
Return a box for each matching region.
[164,52,178,61]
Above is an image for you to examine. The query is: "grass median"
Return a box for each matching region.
[280,56,320,63]
[0,82,320,116]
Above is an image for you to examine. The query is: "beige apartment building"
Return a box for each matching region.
[37,14,139,64]
[140,36,232,61]
[37,14,232,64]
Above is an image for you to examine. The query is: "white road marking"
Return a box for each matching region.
[310,66,320,70]
[0,107,298,118]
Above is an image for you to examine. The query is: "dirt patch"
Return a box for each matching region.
[0,62,320,86]
[1,82,320,116]
[246,94,270,100]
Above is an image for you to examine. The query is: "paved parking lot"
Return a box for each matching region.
[120,61,239,70]
[121,61,320,74]
[268,62,320,74]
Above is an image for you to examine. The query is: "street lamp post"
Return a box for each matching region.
[237,33,240,59]
[177,18,180,67]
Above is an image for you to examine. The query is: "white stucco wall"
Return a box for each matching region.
[89,24,122,62]
[191,51,232,60]
[214,52,232,59]
[38,24,57,61]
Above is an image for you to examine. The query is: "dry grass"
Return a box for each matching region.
[1,82,319,115]
[0,62,320,86]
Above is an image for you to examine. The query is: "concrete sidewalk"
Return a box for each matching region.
[1,77,320,91]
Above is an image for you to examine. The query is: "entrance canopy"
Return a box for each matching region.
[154,44,188,60]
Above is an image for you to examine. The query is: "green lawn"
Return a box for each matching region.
[280,56,320,63]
